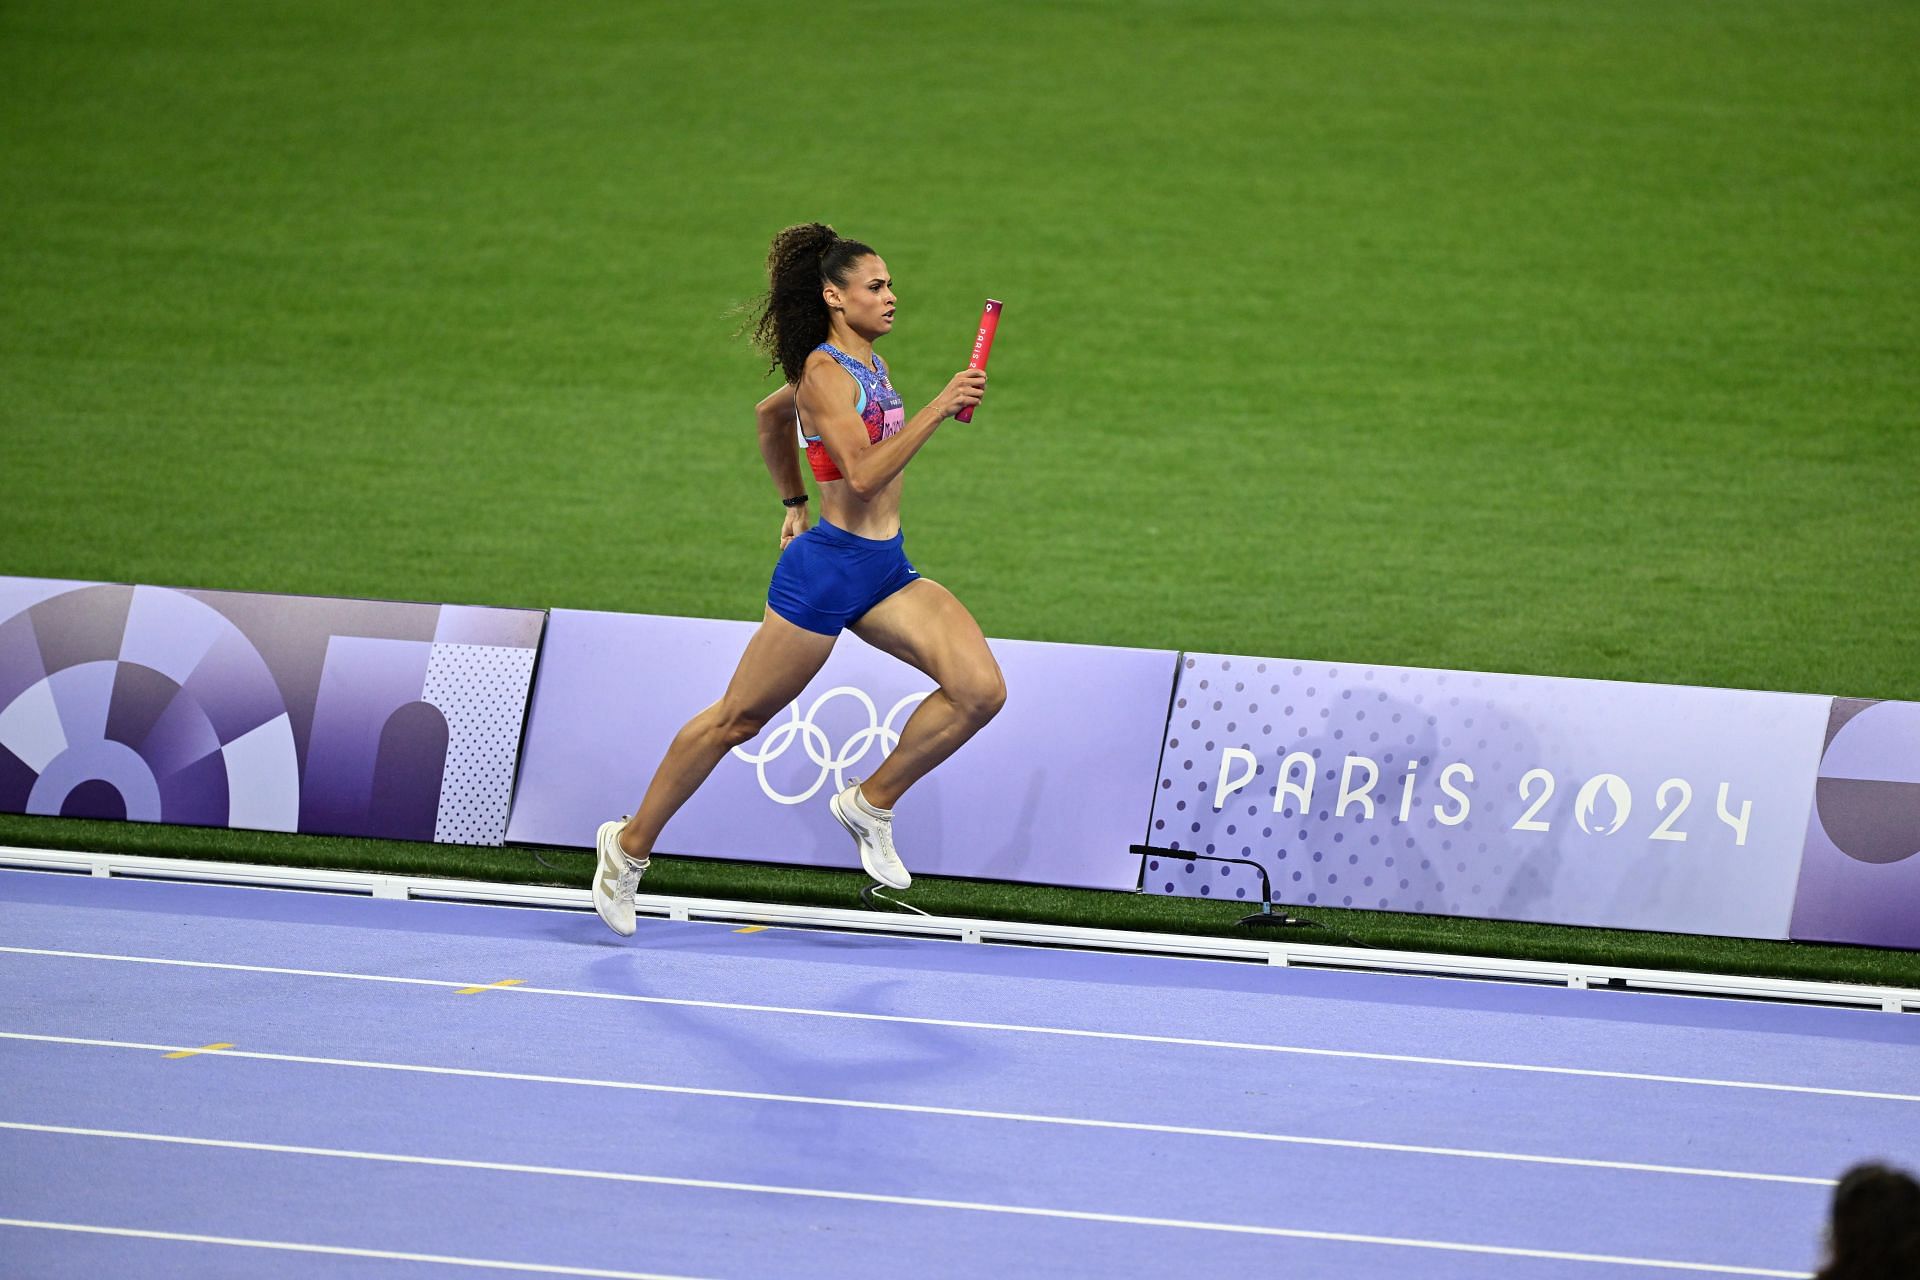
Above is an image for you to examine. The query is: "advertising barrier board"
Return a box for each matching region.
[1144,653,1833,939]
[0,577,542,844]
[505,610,1176,889]
[6,564,1909,948]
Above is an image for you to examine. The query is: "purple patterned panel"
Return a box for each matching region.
[177,590,439,775]
[0,610,50,712]
[0,578,96,622]
[103,662,182,757]
[0,576,541,845]
[47,660,115,751]
[0,676,66,774]
[368,701,448,841]
[158,746,232,829]
[0,745,33,813]
[22,584,132,673]
[434,605,544,649]
[423,642,538,844]
[28,738,162,822]
[132,684,220,781]
[180,626,292,746]
[221,713,299,832]
[301,636,436,839]
[1148,654,1832,940]
[118,585,231,685]
[1789,699,1920,949]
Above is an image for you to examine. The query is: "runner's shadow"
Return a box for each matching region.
[581,953,987,1178]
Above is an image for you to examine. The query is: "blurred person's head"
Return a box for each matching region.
[1817,1162,1920,1279]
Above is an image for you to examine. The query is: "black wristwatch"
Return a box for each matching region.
[782,494,809,508]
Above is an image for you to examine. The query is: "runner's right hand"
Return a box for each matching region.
[936,369,988,420]
[779,505,809,550]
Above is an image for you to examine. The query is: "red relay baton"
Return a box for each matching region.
[954,298,1002,423]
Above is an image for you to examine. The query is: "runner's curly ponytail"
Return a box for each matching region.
[749,222,876,384]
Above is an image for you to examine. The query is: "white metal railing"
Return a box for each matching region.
[1,844,1913,1013]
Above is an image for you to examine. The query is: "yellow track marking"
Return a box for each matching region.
[454,979,525,996]
[732,926,769,934]
[162,1042,232,1060]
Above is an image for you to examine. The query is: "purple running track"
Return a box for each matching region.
[1,868,1915,1279]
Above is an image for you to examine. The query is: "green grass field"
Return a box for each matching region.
[3,2,1916,983]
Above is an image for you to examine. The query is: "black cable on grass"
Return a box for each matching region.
[1277,916,1371,950]
[530,846,584,878]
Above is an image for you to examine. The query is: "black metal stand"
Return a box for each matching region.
[1130,844,1319,929]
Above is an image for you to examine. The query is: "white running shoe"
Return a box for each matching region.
[831,781,910,890]
[592,818,646,937]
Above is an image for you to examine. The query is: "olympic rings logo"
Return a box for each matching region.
[730,686,931,805]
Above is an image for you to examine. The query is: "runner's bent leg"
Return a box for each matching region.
[617,606,837,860]
[846,580,1005,811]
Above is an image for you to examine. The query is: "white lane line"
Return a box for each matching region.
[0,1125,1812,1276]
[3,945,1915,1104]
[0,1033,1836,1187]
[0,1216,710,1279]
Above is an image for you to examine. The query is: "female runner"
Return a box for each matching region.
[591,223,1004,936]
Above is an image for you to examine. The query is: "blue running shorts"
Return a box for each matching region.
[768,519,920,636]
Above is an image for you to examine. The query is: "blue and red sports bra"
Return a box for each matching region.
[797,343,906,483]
